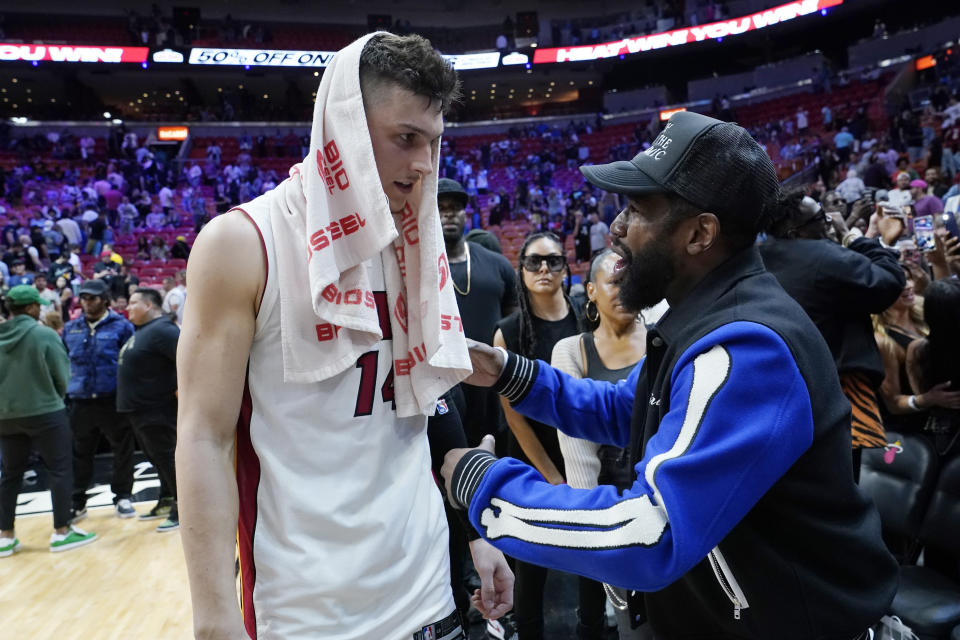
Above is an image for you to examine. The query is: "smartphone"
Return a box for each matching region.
[901,247,922,265]
[915,215,935,251]
[943,210,960,239]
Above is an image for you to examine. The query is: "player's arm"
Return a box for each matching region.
[493,329,564,485]
[815,237,904,314]
[427,392,514,620]
[446,323,814,592]
[464,338,639,448]
[177,211,264,640]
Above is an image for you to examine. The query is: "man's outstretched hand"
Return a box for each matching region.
[468,538,514,620]
[464,339,506,387]
[441,434,496,507]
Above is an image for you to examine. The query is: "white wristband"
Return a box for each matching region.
[494,346,509,376]
[907,395,921,412]
[842,228,863,247]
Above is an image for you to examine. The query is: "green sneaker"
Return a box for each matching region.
[50,526,97,553]
[0,536,21,558]
[156,518,179,533]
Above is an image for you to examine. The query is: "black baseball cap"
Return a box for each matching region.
[580,111,780,228]
[437,178,468,209]
[77,278,110,298]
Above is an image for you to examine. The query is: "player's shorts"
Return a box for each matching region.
[413,611,465,640]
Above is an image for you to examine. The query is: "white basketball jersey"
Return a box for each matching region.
[234,205,453,640]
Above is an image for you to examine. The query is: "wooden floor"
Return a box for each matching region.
[0,504,195,639]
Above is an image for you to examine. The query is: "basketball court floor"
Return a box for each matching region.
[5,455,588,639]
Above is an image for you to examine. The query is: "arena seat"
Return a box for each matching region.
[890,456,960,640]
[860,433,939,564]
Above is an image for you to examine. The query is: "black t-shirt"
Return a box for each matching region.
[48,261,75,283]
[116,316,179,412]
[111,274,139,300]
[450,243,518,447]
[450,242,517,345]
[90,218,107,241]
[575,218,591,248]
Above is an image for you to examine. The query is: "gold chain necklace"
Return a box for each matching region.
[452,242,471,296]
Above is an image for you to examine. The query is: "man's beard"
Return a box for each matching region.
[617,239,674,313]
[442,227,463,246]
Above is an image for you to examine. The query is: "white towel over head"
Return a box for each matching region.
[249,32,470,417]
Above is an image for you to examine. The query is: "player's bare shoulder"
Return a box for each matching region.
[187,209,266,316]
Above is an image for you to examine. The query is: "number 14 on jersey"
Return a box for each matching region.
[354,351,395,416]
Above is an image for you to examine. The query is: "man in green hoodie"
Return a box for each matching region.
[0,285,97,556]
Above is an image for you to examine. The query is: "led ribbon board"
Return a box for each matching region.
[0,44,149,63]
[189,48,336,67]
[188,47,500,70]
[532,0,843,64]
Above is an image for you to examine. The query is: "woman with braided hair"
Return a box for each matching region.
[550,248,652,640]
[492,231,582,639]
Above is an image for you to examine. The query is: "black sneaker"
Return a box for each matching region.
[70,507,88,524]
[138,498,173,521]
[156,518,179,533]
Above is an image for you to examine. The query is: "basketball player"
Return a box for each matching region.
[177,34,512,640]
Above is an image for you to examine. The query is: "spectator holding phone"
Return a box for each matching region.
[843,194,876,231]
[927,228,960,281]
[761,192,905,480]
[865,201,907,249]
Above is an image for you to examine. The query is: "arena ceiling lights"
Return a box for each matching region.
[532,0,844,65]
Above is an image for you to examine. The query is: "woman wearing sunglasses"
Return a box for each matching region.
[493,231,582,639]
[549,249,651,640]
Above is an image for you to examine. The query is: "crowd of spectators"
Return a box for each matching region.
[3,67,958,324]
[0,127,199,326]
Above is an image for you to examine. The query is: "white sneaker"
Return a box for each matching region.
[115,498,136,519]
[486,619,506,640]
[0,536,21,558]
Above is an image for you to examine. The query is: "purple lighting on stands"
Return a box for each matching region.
[821,8,827,15]
[141,62,148,69]
[245,65,250,70]
[525,63,531,69]
[717,37,723,42]
[619,54,625,60]
[32,61,38,66]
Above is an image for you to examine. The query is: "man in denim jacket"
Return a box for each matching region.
[63,278,136,520]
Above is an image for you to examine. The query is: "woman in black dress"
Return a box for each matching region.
[493,231,582,639]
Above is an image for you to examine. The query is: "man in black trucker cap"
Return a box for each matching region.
[444,111,899,640]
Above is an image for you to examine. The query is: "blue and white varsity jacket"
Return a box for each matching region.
[451,248,898,640]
